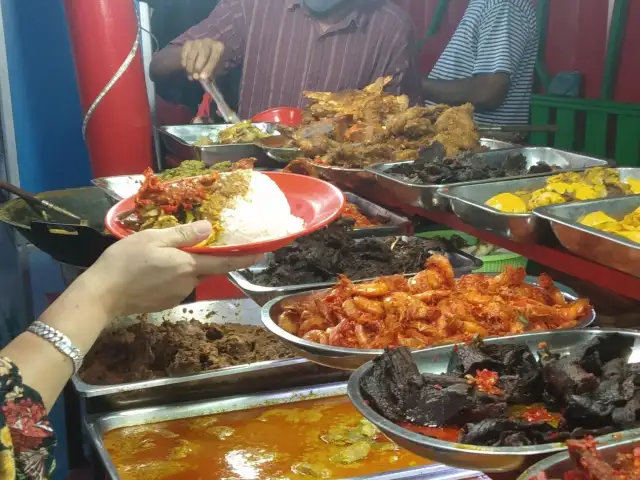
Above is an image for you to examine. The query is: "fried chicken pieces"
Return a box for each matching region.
[277,255,592,350]
[288,77,480,168]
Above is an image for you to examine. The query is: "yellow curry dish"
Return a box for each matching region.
[580,206,640,243]
[104,396,427,480]
[485,168,640,213]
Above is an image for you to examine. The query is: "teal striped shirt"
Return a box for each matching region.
[428,0,538,125]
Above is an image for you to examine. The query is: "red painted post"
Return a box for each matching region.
[64,0,153,177]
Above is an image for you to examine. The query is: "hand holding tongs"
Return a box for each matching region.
[200,79,241,124]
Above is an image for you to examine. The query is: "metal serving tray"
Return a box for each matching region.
[534,195,640,277]
[439,167,640,243]
[348,328,640,473]
[72,300,347,413]
[517,436,640,479]
[157,123,278,166]
[261,284,595,371]
[341,192,412,237]
[92,174,145,203]
[229,238,483,306]
[365,147,609,211]
[295,138,514,192]
[86,382,484,480]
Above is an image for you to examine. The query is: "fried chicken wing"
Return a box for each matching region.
[278,257,592,350]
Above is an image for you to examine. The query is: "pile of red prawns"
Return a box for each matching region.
[277,254,592,349]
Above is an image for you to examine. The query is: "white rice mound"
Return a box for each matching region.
[218,171,305,246]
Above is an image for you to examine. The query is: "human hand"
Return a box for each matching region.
[84,221,260,317]
[181,38,224,81]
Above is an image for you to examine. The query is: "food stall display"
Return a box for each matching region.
[5,77,640,480]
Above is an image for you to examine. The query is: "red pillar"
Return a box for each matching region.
[64,0,153,178]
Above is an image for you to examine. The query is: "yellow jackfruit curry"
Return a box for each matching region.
[580,207,640,244]
[485,168,640,213]
[104,396,427,479]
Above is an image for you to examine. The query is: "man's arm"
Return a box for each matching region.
[423,2,532,111]
[422,74,509,110]
[149,0,247,81]
[382,15,422,105]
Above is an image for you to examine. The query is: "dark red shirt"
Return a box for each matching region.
[171,0,421,118]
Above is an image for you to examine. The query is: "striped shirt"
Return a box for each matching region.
[428,0,538,125]
[171,0,421,118]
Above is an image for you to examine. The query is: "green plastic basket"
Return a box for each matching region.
[416,230,528,273]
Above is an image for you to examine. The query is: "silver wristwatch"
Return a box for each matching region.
[27,321,84,373]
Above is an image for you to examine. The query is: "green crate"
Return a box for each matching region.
[416,230,528,274]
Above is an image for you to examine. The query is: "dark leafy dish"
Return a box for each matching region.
[361,333,640,447]
[243,221,451,287]
[385,142,553,185]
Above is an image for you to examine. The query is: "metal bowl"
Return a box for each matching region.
[347,328,640,473]
[517,435,640,479]
[261,284,595,371]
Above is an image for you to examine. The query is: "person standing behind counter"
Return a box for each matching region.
[149,0,421,119]
[422,0,538,125]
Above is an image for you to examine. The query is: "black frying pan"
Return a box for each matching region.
[0,186,116,267]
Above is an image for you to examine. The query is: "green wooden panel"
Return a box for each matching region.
[529,105,551,146]
[583,111,608,157]
[614,115,640,166]
[554,108,576,150]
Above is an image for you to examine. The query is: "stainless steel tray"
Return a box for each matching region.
[344,192,413,238]
[480,138,514,150]
[157,123,278,166]
[86,382,484,480]
[365,147,609,211]
[92,174,145,203]
[347,328,640,473]
[534,195,640,277]
[517,435,640,479]
[229,238,483,306]
[261,284,595,371]
[440,167,640,243]
[304,138,515,192]
[72,300,347,413]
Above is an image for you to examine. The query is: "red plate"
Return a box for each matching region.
[104,172,345,256]
[251,107,304,127]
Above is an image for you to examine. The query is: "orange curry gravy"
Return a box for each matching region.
[104,396,428,480]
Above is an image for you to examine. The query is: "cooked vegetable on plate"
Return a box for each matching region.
[485,168,640,213]
[120,161,304,247]
[277,254,592,349]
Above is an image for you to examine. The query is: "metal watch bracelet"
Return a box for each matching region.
[27,321,84,373]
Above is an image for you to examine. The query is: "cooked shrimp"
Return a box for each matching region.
[298,311,330,337]
[302,330,329,344]
[278,311,300,335]
[353,296,384,315]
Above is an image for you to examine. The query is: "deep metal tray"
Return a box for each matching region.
[534,195,640,277]
[439,167,640,243]
[365,147,609,211]
[260,283,595,371]
[72,300,347,413]
[298,138,514,192]
[86,382,484,480]
[157,123,278,166]
[517,436,640,479]
[344,192,413,238]
[347,328,640,473]
[229,238,483,306]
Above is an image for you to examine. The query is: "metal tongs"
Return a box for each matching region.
[200,79,241,124]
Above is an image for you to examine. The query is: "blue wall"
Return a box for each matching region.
[2,0,92,193]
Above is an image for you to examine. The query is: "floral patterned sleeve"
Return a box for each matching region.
[0,358,56,479]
